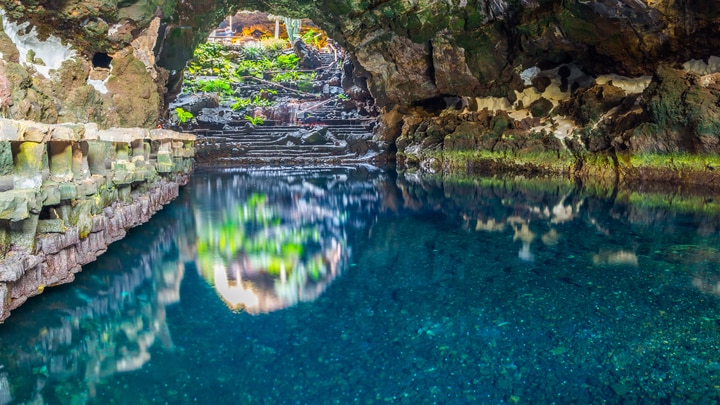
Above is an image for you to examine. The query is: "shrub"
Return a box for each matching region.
[196,78,234,95]
[241,42,266,60]
[175,107,194,124]
[275,54,300,70]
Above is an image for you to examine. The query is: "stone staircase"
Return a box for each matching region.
[192,50,388,166]
[194,121,387,166]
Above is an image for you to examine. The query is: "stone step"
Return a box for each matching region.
[244,151,347,158]
[212,154,368,165]
[203,128,372,140]
[243,144,348,151]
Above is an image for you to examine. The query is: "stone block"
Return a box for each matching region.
[51,125,78,141]
[0,119,22,141]
[0,223,8,258]
[113,160,136,172]
[58,123,86,140]
[13,141,46,189]
[11,265,41,299]
[40,182,61,206]
[115,142,130,161]
[0,283,7,320]
[0,142,13,176]
[9,214,39,253]
[91,214,106,233]
[149,128,195,141]
[76,179,98,196]
[48,141,73,182]
[133,168,149,182]
[43,247,77,285]
[156,152,173,173]
[72,142,90,181]
[131,155,146,165]
[0,175,12,193]
[20,121,52,143]
[37,219,67,233]
[39,233,63,255]
[0,189,35,221]
[118,185,131,202]
[113,170,134,185]
[98,127,150,143]
[38,227,78,255]
[0,254,25,282]
[87,141,112,176]
[69,199,95,238]
[59,182,77,200]
[83,123,99,140]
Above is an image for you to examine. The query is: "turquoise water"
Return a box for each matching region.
[1,167,720,404]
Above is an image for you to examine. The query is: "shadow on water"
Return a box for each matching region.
[1,167,720,403]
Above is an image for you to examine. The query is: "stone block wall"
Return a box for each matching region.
[0,119,195,322]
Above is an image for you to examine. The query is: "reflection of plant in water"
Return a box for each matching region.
[194,179,349,313]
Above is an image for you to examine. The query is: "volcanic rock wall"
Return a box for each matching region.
[0,120,194,322]
[0,1,719,181]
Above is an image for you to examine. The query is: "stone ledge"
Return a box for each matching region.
[0,119,195,322]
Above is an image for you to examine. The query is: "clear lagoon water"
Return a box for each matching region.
[1,167,720,404]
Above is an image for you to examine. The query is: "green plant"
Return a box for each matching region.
[235,58,275,78]
[301,29,323,48]
[271,70,315,83]
[275,54,300,70]
[231,93,276,111]
[231,99,250,111]
[196,78,234,95]
[175,107,194,124]
[261,38,289,52]
[297,80,314,93]
[188,42,233,77]
[336,93,349,100]
[244,115,265,126]
[284,17,301,41]
[251,94,275,107]
[271,70,301,82]
[241,42,266,60]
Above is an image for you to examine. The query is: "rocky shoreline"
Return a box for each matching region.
[391,63,720,189]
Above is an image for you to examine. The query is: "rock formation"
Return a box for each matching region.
[0,1,718,183]
[0,120,195,321]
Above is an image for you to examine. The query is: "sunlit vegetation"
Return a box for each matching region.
[230,90,277,111]
[180,33,327,120]
[175,107,194,124]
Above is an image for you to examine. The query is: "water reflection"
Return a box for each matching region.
[395,173,720,298]
[0,194,194,404]
[191,167,383,313]
[0,169,719,403]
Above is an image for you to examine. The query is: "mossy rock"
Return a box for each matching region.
[0,143,13,176]
[646,66,689,129]
[528,97,553,118]
[443,121,483,151]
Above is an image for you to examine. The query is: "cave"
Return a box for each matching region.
[92,52,113,69]
[0,2,720,403]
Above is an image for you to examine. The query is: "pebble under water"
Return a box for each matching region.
[1,167,720,404]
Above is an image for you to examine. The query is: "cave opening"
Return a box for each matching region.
[178,10,381,166]
[92,52,112,69]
